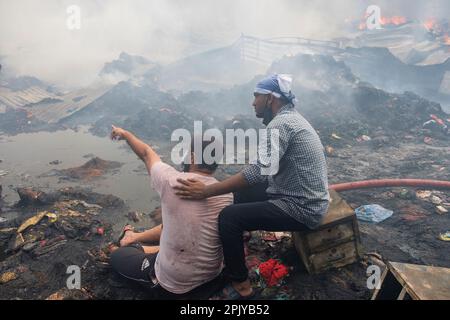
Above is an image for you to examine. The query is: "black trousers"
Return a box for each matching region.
[110,244,226,299]
[219,182,309,283]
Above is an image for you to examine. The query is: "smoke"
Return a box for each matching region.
[0,0,449,88]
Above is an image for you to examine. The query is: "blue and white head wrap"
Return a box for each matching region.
[254,74,297,105]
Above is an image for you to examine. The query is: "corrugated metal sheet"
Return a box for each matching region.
[27,85,112,123]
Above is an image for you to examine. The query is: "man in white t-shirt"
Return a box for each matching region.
[109,126,233,298]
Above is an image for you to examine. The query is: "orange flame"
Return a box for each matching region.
[423,18,437,31]
[380,16,407,26]
[391,16,407,25]
[444,35,450,45]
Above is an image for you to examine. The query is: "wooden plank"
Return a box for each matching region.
[397,287,408,300]
[388,262,450,300]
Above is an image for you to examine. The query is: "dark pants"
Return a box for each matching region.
[110,244,226,299]
[219,182,309,283]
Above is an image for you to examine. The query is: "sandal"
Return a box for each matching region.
[209,283,259,300]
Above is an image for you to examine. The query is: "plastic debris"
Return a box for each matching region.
[0,271,18,284]
[46,212,58,223]
[78,201,102,210]
[258,259,290,287]
[431,195,442,205]
[398,188,415,200]
[0,217,7,224]
[262,232,278,242]
[17,211,47,233]
[262,231,291,242]
[423,136,433,145]
[325,146,334,156]
[331,133,342,140]
[439,231,450,242]
[355,204,393,223]
[356,135,371,142]
[436,206,448,215]
[416,190,432,200]
[96,227,105,236]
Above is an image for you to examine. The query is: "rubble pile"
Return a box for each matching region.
[0,188,142,299]
[54,157,123,181]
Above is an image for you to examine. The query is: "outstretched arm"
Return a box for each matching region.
[111,125,161,170]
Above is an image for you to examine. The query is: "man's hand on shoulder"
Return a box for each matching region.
[173,178,208,200]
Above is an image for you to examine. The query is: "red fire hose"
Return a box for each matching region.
[330,179,450,192]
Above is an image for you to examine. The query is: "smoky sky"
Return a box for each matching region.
[0,0,448,88]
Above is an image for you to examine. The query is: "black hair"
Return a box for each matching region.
[183,136,221,173]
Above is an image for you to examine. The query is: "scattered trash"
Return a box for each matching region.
[325,146,335,156]
[398,188,415,200]
[96,227,105,236]
[416,190,432,200]
[0,271,18,284]
[439,231,450,242]
[78,201,103,210]
[356,135,371,142]
[331,133,342,140]
[423,136,433,145]
[262,232,278,242]
[355,204,393,223]
[127,211,142,223]
[246,255,262,272]
[0,217,7,224]
[431,195,442,205]
[436,206,448,215]
[17,211,47,233]
[16,187,53,206]
[399,204,428,221]
[33,235,67,257]
[46,212,58,223]
[22,241,39,252]
[45,288,92,300]
[0,170,9,177]
[261,231,291,242]
[275,292,291,300]
[49,160,62,165]
[258,259,290,287]
[423,115,449,134]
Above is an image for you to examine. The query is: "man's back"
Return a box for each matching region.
[150,161,233,294]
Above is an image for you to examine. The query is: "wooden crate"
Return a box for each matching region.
[372,262,450,300]
[292,190,363,274]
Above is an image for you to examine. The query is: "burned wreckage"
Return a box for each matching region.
[0,19,450,300]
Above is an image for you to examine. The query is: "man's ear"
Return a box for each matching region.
[267,95,274,107]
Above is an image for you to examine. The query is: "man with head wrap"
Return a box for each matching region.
[174,74,329,299]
